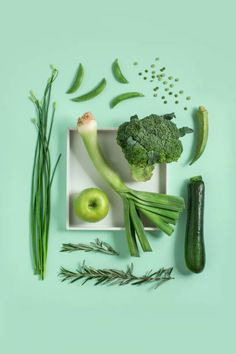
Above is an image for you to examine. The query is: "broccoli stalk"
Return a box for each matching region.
[117,114,193,182]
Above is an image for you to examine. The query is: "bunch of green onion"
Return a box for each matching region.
[29,67,61,279]
[77,112,184,257]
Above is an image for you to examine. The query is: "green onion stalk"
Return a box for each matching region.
[77,112,184,257]
[29,67,61,279]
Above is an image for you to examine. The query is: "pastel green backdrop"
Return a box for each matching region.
[0,0,235,353]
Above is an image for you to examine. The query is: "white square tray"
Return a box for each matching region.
[66,128,167,230]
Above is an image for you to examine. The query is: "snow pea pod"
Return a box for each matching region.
[189,106,208,165]
[66,63,84,94]
[112,58,129,83]
[110,92,144,108]
[71,78,106,102]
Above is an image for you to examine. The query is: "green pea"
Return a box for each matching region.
[169,92,173,95]
[175,101,179,104]
[144,77,147,80]
[175,78,179,82]
[151,75,155,79]
[184,107,188,110]
[152,70,156,74]
[160,67,166,72]
[186,96,191,100]
[174,94,178,97]
[145,69,148,73]
[164,100,167,104]
[153,93,157,97]
[155,57,160,61]
[170,84,174,88]
[165,88,169,91]
[163,81,168,85]
[138,72,142,75]
[150,80,153,82]
[133,61,138,65]
[150,64,155,68]
[168,76,173,80]
[161,96,165,99]
[179,90,184,94]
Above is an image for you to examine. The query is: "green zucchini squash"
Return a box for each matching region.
[185,176,205,273]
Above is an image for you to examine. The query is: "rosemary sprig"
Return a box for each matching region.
[59,262,174,288]
[60,238,119,256]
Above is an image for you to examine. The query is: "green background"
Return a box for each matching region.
[0,0,235,353]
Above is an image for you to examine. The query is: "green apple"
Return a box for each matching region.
[74,188,109,222]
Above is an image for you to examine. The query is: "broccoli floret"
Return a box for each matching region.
[116,113,193,181]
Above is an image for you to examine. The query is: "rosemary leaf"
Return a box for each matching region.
[59,262,174,289]
[60,238,119,256]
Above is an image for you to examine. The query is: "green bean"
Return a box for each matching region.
[66,63,84,94]
[110,92,144,108]
[112,59,129,83]
[71,78,106,102]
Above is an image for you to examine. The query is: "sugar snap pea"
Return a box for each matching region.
[112,59,129,83]
[71,78,106,102]
[66,63,84,94]
[189,106,208,165]
[110,92,144,108]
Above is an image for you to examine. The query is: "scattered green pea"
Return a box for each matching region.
[161,96,165,99]
[179,90,184,94]
[144,69,148,73]
[174,94,178,97]
[133,62,138,65]
[153,93,157,97]
[150,64,155,68]
[163,81,168,85]
[175,78,179,82]
[151,71,156,75]
[155,57,160,61]
[164,100,167,104]
[164,88,169,92]
[175,101,179,104]
[186,96,191,100]
[150,80,153,82]
[160,67,166,72]
[168,92,173,95]
[169,84,174,88]
[168,76,173,80]
[151,75,155,79]
[161,73,165,77]
[184,107,188,110]
[138,72,142,76]
[144,77,147,80]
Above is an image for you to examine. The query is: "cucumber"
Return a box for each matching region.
[185,176,205,273]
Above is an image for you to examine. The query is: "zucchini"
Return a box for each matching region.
[185,176,205,273]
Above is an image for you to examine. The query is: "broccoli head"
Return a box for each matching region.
[116,113,193,182]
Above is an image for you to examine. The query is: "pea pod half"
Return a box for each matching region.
[112,59,129,83]
[110,92,144,108]
[190,106,208,165]
[71,78,106,102]
[66,63,84,94]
